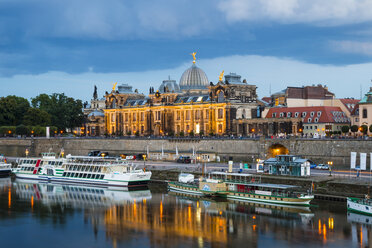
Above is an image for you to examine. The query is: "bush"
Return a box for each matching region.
[361,125,368,135]
[135,131,139,136]
[179,131,184,137]
[199,131,204,136]
[350,125,359,133]
[341,126,350,133]
[126,131,131,136]
[33,126,45,136]
[189,131,194,137]
[370,125,372,133]
[16,124,30,135]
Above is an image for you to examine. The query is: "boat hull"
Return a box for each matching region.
[0,169,11,177]
[347,197,372,216]
[14,172,151,188]
[225,192,313,206]
[168,182,313,205]
[168,182,203,196]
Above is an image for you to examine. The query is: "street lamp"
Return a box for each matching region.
[327,161,333,176]
[25,149,29,157]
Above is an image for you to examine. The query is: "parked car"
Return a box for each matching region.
[309,161,317,169]
[177,156,191,164]
[88,150,100,156]
[316,164,325,169]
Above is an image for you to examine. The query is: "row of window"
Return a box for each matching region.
[62,172,104,179]
[20,166,35,171]
[273,111,322,118]
[64,165,103,173]
[112,108,224,123]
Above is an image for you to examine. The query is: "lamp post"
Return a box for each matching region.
[25,149,29,157]
[327,161,333,176]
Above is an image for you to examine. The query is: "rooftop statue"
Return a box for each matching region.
[112,82,117,91]
[219,70,224,82]
[191,52,197,64]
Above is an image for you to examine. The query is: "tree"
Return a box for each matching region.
[0,96,30,126]
[350,125,359,133]
[32,93,84,130]
[16,124,29,135]
[23,108,51,126]
[341,126,350,134]
[361,125,368,135]
[369,124,372,133]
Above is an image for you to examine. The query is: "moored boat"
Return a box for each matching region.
[347,197,372,216]
[13,153,152,187]
[168,172,314,206]
[0,156,12,177]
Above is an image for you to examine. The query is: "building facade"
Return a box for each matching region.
[104,60,259,136]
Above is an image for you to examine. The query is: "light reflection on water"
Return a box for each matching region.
[0,177,370,247]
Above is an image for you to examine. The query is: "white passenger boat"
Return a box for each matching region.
[0,156,11,177]
[13,153,152,187]
[347,197,372,216]
[13,179,152,208]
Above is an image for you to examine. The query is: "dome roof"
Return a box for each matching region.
[179,64,209,90]
[159,79,180,93]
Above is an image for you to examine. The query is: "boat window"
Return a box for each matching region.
[89,167,93,172]
[62,172,66,177]
[87,174,91,178]
[85,166,89,172]
[100,175,104,179]
[83,174,87,178]
[95,174,100,179]
[367,206,369,210]
[51,161,55,166]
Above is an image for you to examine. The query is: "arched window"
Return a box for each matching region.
[217,91,225,103]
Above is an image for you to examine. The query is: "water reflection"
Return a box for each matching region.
[0,179,370,247]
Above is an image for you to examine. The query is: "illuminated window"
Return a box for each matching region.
[218,109,223,119]
[205,110,209,119]
[186,110,190,120]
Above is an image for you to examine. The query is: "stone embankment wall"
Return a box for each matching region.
[0,138,370,169]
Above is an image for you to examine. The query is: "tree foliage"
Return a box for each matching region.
[23,108,51,126]
[32,93,84,129]
[341,126,350,133]
[0,96,30,126]
[350,125,359,133]
[361,125,368,135]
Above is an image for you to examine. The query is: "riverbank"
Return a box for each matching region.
[149,168,372,201]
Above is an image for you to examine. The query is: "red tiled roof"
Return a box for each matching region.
[339,98,360,113]
[261,97,271,103]
[265,106,350,124]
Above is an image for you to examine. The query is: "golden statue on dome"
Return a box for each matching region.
[190,52,197,64]
[219,70,224,82]
[112,82,117,91]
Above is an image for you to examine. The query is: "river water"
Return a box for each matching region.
[0,178,369,248]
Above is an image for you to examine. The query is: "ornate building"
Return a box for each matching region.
[104,55,259,136]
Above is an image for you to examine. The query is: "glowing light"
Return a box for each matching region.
[188,206,192,222]
[8,188,11,208]
[252,215,256,220]
[160,201,163,220]
[31,196,34,208]
[318,219,322,234]
[252,225,256,231]
[323,224,327,242]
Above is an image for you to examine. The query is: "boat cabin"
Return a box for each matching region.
[264,155,311,177]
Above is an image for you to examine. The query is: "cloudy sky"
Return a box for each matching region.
[2,0,372,101]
